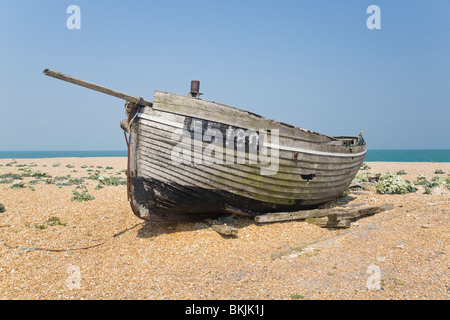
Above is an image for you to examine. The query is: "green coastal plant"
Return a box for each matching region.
[0,203,5,213]
[98,175,126,186]
[0,173,22,180]
[338,188,350,198]
[10,181,25,189]
[71,188,95,202]
[35,216,66,230]
[355,172,371,182]
[47,216,66,226]
[413,174,441,189]
[375,173,416,194]
[434,169,444,174]
[360,162,371,170]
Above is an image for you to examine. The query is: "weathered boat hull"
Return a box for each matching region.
[41,69,366,222]
[127,91,366,222]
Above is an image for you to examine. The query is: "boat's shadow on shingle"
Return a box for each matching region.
[134,195,358,239]
[135,214,256,239]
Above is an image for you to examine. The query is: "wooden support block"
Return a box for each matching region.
[255,203,394,224]
[211,224,238,236]
[255,208,333,223]
[327,203,394,221]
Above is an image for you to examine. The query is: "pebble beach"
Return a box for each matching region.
[0,158,448,300]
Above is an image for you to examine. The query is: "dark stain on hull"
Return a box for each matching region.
[129,176,337,222]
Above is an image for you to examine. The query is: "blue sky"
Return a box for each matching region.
[0,0,449,151]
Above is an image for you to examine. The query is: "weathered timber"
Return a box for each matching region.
[327,203,394,221]
[43,69,153,106]
[255,208,334,223]
[255,203,394,224]
[211,224,238,236]
[306,218,351,229]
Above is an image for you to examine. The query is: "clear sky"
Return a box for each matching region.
[0,0,449,151]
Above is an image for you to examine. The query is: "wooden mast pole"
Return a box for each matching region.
[43,69,153,107]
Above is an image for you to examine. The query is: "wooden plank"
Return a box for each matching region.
[43,69,153,106]
[138,137,357,190]
[138,147,353,199]
[153,91,337,144]
[141,105,366,159]
[327,203,394,221]
[255,208,334,223]
[255,203,394,223]
[136,118,365,171]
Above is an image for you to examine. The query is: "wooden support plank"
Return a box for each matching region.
[254,208,333,223]
[255,203,394,224]
[327,203,394,221]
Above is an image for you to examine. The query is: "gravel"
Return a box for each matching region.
[0,158,448,300]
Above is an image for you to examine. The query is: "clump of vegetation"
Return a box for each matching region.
[413,174,442,189]
[10,181,26,189]
[52,162,61,167]
[80,164,87,168]
[55,177,85,187]
[375,173,416,194]
[0,203,5,213]
[355,172,371,182]
[34,216,66,230]
[434,169,445,174]
[65,164,75,168]
[430,176,450,190]
[68,177,84,185]
[338,188,350,198]
[29,170,48,178]
[35,223,47,230]
[98,175,126,186]
[47,216,66,226]
[106,166,114,170]
[360,162,371,170]
[53,175,70,182]
[71,188,95,202]
[290,294,305,300]
[0,173,22,180]
[87,170,101,180]
[396,170,407,175]
[5,160,17,166]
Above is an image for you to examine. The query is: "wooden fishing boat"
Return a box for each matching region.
[43,70,366,222]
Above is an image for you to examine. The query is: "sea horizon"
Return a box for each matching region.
[0,149,449,162]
